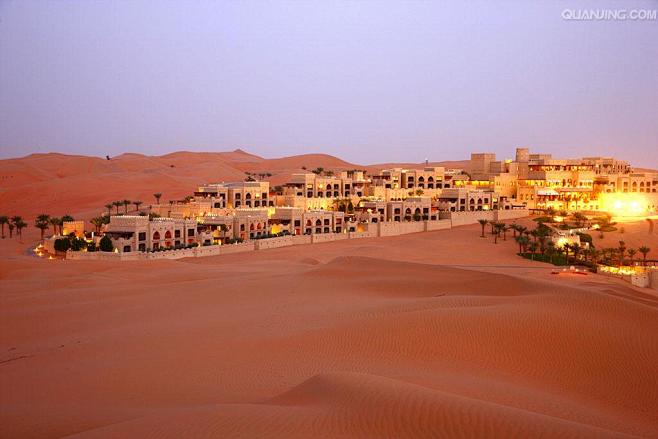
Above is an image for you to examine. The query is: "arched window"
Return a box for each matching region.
[245,193,252,199]
[153,231,160,240]
[164,230,172,239]
[315,219,322,226]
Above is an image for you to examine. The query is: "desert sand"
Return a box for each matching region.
[1,152,657,438]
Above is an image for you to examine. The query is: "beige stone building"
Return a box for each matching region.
[105,216,201,252]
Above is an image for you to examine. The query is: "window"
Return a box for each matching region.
[123,246,131,253]
[175,230,181,238]
[138,243,146,252]
[138,232,146,241]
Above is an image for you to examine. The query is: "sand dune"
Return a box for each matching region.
[1,221,657,438]
[0,150,470,219]
[1,151,658,438]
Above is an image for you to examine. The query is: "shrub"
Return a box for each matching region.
[99,235,114,252]
[54,238,71,252]
[577,233,593,245]
[70,237,86,251]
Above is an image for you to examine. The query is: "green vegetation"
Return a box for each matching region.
[251,231,291,240]
[519,252,568,266]
[99,235,114,252]
[34,214,50,240]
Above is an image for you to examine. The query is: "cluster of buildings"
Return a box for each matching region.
[65,148,656,254]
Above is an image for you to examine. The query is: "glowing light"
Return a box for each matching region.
[554,216,563,222]
[599,192,648,217]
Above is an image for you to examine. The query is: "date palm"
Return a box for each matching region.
[15,219,27,240]
[618,240,627,266]
[49,217,63,235]
[153,193,162,204]
[90,216,104,234]
[104,203,113,216]
[133,200,143,212]
[112,201,122,214]
[477,219,487,238]
[35,214,50,240]
[515,235,529,253]
[0,215,8,238]
[123,199,131,214]
[627,248,637,265]
[638,246,650,266]
[528,242,538,260]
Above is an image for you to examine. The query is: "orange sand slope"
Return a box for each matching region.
[1,223,657,438]
[0,150,468,220]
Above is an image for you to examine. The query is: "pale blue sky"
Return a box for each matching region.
[0,0,656,165]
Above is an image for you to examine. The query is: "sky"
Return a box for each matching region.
[0,0,656,166]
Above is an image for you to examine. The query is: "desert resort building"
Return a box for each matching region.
[43,148,658,261]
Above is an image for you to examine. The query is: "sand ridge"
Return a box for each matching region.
[1,152,658,438]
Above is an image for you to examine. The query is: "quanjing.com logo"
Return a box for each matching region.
[562,9,657,21]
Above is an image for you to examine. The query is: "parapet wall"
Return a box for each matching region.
[254,236,293,250]
[378,221,425,237]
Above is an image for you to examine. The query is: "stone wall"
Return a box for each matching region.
[378,221,425,237]
[254,236,294,250]
[311,233,349,244]
[425,219,452,231]
[438,209,528,227]
[291,235,312,245]
[496,208,530,221]
[348,230,378,239]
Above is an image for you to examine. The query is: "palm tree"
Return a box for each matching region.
[627,248,637,265]
[123,199,131,214]
[154,193,162,204]
[49,217,62,235]
[61,214,74,222]
[546,241,556,264]
[133,200,143,212]
[105,203,113,216]
[35,214,50,240]
[510,223,522,238]
[562,243,570,263]
[478,219,487,238]
[0,215,8,238]
[8,223,14,238]
[569,243,581,263]
[493,223,505,244]
[528,242,539,260]
[572,212,587,228]
[618,240,627,266]
[90,217,104,234]
[638,246,650,266]
[112,201,121,214]
[515,235,529,254]
[11,216,23,238]
[15,219,27,239]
